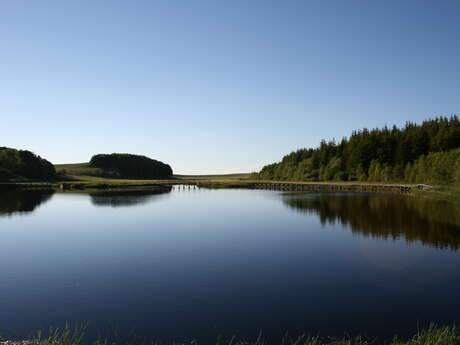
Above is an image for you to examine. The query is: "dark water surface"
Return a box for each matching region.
[1,188,460,342]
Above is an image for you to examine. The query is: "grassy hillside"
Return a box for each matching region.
[56,154,173,179]
[56,163,251,180]
[55,163,103,176]
[175,173,251,180]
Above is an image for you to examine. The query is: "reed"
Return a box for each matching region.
[2,324,459,345]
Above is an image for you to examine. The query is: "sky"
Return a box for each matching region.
[1,0,459,174]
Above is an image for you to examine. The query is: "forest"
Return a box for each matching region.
[0,147,56,181]
[255,116,460,185]
[89,153,173,179]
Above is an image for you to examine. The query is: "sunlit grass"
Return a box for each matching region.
[415,186,460,203]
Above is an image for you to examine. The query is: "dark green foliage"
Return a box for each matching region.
[256,116,460,184]
[0,147,56,181]
[89,153,173,179]
[405,148,460,185]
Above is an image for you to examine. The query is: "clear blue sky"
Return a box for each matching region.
[1,0,459,174]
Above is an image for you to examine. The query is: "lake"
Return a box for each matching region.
[1,187,460,343]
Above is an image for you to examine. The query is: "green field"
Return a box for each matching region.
[175,173,252,180]
[55,163,103,176]
[56,163,250,179]
[54,163,251,183]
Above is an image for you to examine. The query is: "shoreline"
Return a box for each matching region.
[2,178,457,203]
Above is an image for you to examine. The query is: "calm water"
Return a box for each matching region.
[1,187,460,343]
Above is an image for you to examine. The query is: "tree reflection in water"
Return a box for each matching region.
[0,188,55,217]
[90,187,172,208]
[282,193,460,251]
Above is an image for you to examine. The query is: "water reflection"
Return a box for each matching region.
[282,193,460,250]
[0,188,54,217]
[1,189,460,341]
[90,187,172,207]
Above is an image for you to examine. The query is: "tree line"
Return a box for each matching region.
[90,153,173,179]
[0,147,56,180]
[255,116,460,184]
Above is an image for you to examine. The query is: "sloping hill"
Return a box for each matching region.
[56,153,173,180]
[54,162,103,177]
[175,173,251,180]
[0,147,55,181]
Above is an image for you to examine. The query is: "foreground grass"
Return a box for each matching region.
[2,324,460,345]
